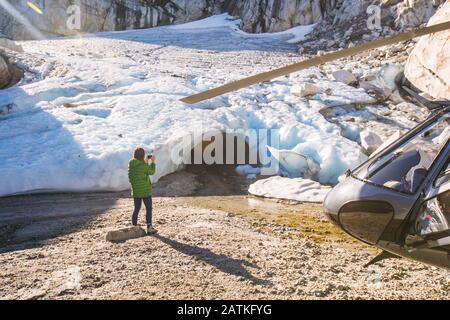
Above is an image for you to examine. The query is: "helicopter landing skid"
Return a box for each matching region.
[364,250,401,268]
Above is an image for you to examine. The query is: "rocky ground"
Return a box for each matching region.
[0,167,448,300]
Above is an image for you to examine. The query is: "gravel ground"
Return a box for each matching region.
[0,169,448,300]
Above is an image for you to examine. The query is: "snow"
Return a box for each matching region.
[169,13,241,31]
[249,176,331,203]
[278,25,317,44]
[0,14,377,197]
[169,14,315,44]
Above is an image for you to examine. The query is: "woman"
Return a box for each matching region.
[128,147,157,235]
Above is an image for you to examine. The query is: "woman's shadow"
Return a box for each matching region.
[152,234,271,286]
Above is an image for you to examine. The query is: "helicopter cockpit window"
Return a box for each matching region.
[355,114,450,194]
[415,190,450,236]
[435,160,450,188]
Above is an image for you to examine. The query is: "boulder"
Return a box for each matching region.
[0,56,11,88]
[405,2,450,100]
[360,130,383,155]
[359,81,390,101]
[291,82,320,97]
[0,38,23,53]
[359,64,404,102]
[332,70,357,85]
[106,226,147,242]
[371,130,402,157]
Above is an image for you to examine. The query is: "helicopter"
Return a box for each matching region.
[180,21,450,269]
[323,85,450,269]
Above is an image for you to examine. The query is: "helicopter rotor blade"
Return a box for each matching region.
[180,21,450,105]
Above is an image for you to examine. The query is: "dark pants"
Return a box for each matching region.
[132,197,153,226]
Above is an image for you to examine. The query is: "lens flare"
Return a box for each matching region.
[27,1,44,15]
[0,0,45,39]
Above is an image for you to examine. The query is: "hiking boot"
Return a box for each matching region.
[147,225,157,235]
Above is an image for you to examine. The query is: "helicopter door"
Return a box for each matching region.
[408,161,450,252]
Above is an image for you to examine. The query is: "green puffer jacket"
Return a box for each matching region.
[128,159,156,198]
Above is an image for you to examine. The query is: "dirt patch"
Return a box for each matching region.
[180,196,371,250]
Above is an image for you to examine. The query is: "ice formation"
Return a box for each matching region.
[249,176,331,203]
[0,14,372,196]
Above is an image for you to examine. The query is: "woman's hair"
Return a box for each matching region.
[133,147,145,161]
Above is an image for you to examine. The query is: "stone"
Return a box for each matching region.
[0,55,11,88]
[405,1,450,100]
[0,38,23,52]
[332,70,357,85]
[291,83,320,97]
[106,226,147,242]
[388,90,404,105]
[360,130,383,155]
[359,81,390,101]
[371,130,402,157]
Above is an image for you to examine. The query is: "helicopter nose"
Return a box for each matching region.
[324,210,340,228]
[323,189,341,228]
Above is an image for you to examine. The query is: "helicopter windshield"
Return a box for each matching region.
[354,113,450,194]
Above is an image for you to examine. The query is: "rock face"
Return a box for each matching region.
[0,0,446,39]
[227,0,446,33]
[405,1,450,100]
[225,0,330,33]
[392,0,445,29]
[0,0,224,39]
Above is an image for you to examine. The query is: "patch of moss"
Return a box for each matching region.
[178,195,375,253]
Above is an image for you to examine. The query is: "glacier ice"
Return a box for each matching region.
[249,176,331,203]
[0,14,373,196]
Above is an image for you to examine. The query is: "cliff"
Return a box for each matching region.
[0,0,446,40]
